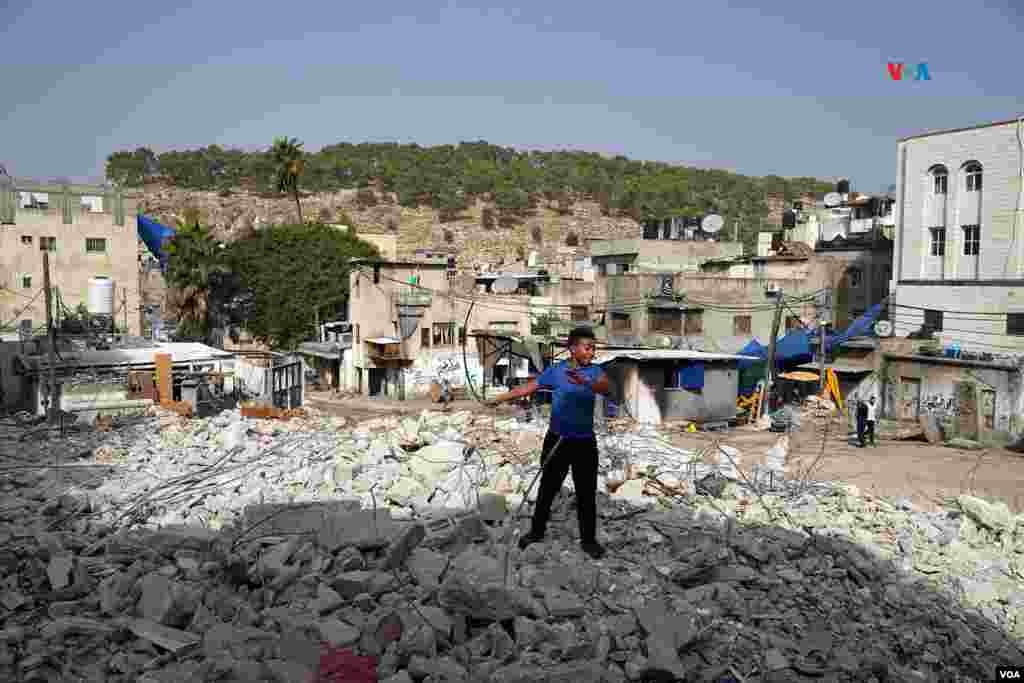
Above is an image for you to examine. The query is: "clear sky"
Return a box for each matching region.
[3,0,1022,192]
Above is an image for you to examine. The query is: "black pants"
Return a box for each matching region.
[530,430,599,544]
[865,419,876,446]
[857,416,866,447]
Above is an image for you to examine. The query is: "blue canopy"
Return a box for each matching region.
[737,338,766,367]
[137,215,176,269]
[826,303,883,349]
[774,329,813,368]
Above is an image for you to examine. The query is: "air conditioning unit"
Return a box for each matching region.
[765,285,782,298]
[657,274,674,297]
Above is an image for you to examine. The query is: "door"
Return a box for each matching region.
[368,368,384,397]
[981,389,996,430]
[899,378,921,420]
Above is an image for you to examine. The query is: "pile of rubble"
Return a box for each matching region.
[0,408,1023,681]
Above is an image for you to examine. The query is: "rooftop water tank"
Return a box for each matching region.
[87,277,114,315]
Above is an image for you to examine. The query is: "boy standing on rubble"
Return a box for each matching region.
[488,326,610,560]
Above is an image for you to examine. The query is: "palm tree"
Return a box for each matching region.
[271,137,306,224]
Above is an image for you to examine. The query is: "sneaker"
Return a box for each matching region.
[518,532,544,551]
[581,541,606,560]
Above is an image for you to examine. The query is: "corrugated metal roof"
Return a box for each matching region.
[594,349,756,364]
[19,342,234,369]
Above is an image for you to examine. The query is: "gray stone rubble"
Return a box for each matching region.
[0,406,1023,681]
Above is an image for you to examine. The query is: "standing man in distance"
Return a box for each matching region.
[488,326,610,559]
[865,396,878,447]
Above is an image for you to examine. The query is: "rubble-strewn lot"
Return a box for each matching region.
[2,406,1024,682]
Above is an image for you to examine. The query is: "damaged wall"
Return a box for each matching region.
[606,359,739,425]
[880,355,1020,437]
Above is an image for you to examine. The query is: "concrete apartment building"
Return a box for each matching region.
[347,258,532,399]
[891,116,1024,351]
[596,242,842,352]
[0,180,142,337]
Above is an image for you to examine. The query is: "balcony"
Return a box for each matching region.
[365,338,410,361]
[849,217,876,234]
[393,290,433,307]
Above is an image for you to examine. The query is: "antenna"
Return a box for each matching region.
[823,192,842,207]
[701,214,724,233]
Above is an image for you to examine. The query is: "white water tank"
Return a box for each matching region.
[87,277,114,315]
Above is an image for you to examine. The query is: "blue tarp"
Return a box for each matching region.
[775,329,813,368]
[678,362,705,391]
[824,303,883,350]
[737,339,765,367]
[137,215,176,269]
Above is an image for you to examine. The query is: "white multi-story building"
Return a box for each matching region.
[891,116,1024,352]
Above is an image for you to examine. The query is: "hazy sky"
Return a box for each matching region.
[3,0,1022,191]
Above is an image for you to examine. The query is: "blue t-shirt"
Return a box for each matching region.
[536,361,606,438]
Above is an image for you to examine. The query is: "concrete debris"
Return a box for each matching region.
[0,405,1022,682]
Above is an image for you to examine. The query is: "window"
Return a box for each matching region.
[932,167,948,195]
[929,228,945,257]
[648,308,682,334]
[965,162,982,192]
[848,268,862,287]
[785,316,802,331]
[684,310,703,335]
[421,327,430,348]
[733,315,752,335]
[20,235,32,245]
[373,265,380,284]
[458,326,467,346]
[621,263,630,273]
[21,275,31,289]
[597,263,607,276]
[611,313,631,331]
[432,322,456,346]
[570,305,589,322]
[1007,313,1024,336]
[753,262,766,276]
[962,225,980,256]
[924,309,943,332]
[39,236,56,252]
[85,238,106,254]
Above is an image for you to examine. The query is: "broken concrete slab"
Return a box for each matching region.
[126,619,201,653]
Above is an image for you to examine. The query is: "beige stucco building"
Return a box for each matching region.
[346,258,594,399]
[0,181,143,337]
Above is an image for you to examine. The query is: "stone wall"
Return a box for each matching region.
[140,186,642,269]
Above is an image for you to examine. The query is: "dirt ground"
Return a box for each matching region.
[308,392,1024,514]
[667,419,1024,514]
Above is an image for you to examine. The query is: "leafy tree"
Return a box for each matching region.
[226,223,379,348]
[271,137,305,223]
[164,220,228,342]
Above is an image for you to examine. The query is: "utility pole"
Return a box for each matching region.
[734,218,739,243]
[122,288,128,335]
[763,292,785,414]
[42,251,57,424]
[819,318,827,395]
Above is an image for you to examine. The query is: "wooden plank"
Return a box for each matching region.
[155,353,173,403]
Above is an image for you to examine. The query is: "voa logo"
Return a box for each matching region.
[887,62,931,81]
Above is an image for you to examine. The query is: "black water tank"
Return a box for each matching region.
[836,179,850,194]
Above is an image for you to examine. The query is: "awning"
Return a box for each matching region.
[366,336,401,344]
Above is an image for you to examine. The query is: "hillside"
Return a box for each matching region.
[116,141,835,264]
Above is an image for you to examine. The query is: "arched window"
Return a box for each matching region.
[963,161,982,192]
[929,164,949,195]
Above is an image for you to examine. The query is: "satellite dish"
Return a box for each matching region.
[491,277,519,295]
[823,192,842,207]
[701,214,724,233]
[874,320,893,337]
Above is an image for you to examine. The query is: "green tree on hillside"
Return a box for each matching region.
[271,137,306,224]
[226,223,379,348]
